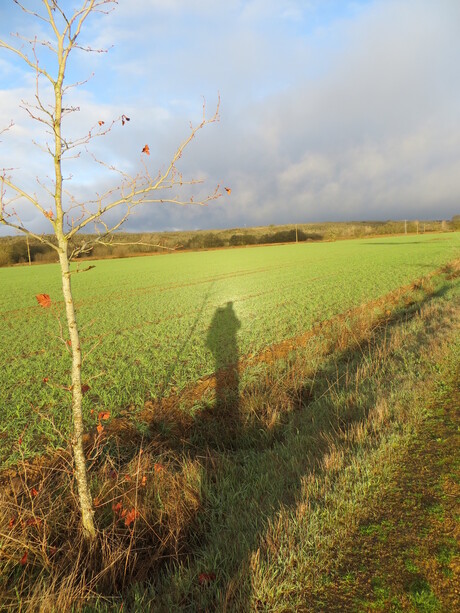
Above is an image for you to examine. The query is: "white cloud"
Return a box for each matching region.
[278,154,334,189]
[1,0,459,236]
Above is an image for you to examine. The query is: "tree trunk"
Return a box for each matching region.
[58,243,97,541]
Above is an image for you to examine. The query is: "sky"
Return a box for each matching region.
[0,0,459,236]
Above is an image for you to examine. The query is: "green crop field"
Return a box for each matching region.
[1,233,459,465]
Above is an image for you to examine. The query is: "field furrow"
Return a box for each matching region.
[0,233,458,464]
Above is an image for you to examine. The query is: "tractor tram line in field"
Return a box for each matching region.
[1,256,457,487]
[0,234,459,465]
[37,257,459,462]
[137,259,459,414]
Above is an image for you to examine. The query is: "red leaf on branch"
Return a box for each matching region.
[30,487,38,498]
[96,423,104,434]
[98,120,105,126]
[154,463,164,473]
[121,114,130,126]
[44,209,54,220]
[20,551,28,566]
[141,475,147,487]
[112,501,123,514]
[66,340,71,347]
[198,572,216,585]
[81,384,90,395]
[124,508,138,527]
[42,377,49,383]
[8,517,16,529]
[26,517,42,527]
[98,410,110,420]
[224,187,231,194]
[36,294,51,308]
[141,144,150,155]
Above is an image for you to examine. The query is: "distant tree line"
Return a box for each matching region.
[181,228,323,250]
[0,218,457,267]
[0,228,322,265]
[0,237,56,266]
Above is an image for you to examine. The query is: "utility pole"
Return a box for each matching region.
[295,224,298,243]
[404,219,407,235]
[26,235,31,266]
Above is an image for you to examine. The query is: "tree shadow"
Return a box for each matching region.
[105,273,457,609]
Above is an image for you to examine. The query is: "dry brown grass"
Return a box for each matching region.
[0,439,204,611]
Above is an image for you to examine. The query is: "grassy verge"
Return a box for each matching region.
[0,263,458,611]
[317,350,459,612]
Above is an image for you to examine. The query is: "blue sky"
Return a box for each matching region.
[0,0,459,235]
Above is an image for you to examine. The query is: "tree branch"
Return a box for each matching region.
[0,39,55,85]
[0,174,50,218]
[66,96,221,238]
[0,217,58,250]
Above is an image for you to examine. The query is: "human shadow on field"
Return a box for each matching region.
[170,279,456,610]
[111,272,456,610]
[205,301,241,437]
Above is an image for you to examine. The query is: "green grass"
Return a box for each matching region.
[408,578,440,612]
[0,239,458,610]
[1,233,459,465]
[115,259,459,611]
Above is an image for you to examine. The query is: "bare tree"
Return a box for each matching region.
[0,0,220,541]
